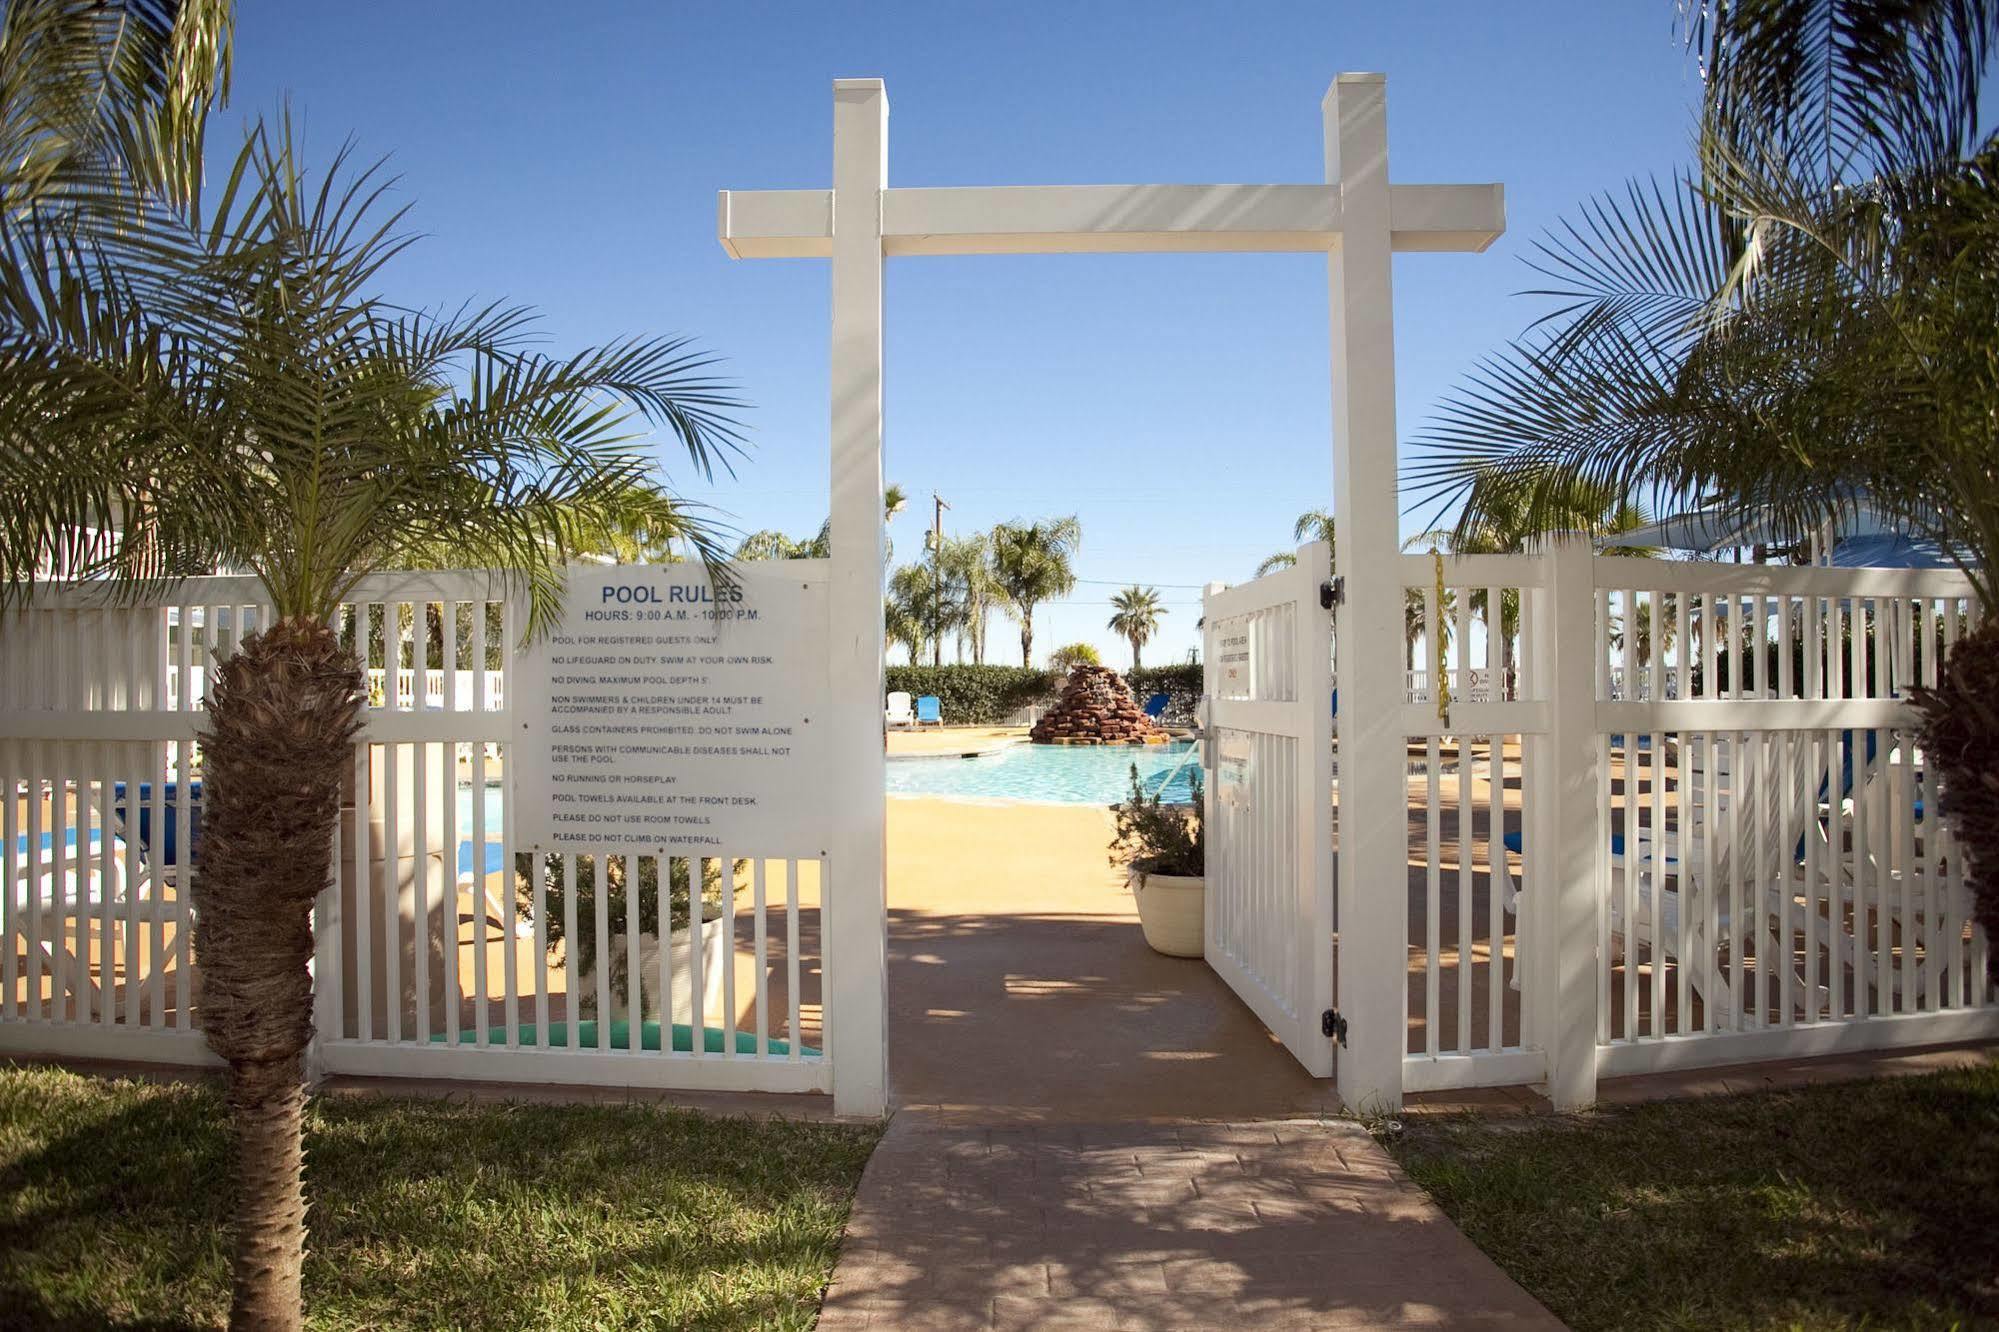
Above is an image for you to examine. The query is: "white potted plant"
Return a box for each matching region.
[1109,763,1206,957]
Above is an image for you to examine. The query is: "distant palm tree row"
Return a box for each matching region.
[879,515,1085,667]
[736,498,1121,669]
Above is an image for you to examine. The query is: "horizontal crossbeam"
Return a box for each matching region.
[718,181,1504,259]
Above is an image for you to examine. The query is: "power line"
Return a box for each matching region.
[1070,577,1211,589]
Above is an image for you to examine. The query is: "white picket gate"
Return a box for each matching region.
[1381,541,1999,1108]
[1195,537,1998,1110]
[1,571,841,1100]
[1199,541,1337,1077]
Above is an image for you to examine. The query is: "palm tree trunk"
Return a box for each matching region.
[194,620,363,1330]
[1131,638,1141,671]
[1020,610,1033,667]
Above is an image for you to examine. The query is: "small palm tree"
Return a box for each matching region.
[1107,585,1166,670]
[990,516,1081,666]
[1254,550,1297,578]
[0,117,740,1325]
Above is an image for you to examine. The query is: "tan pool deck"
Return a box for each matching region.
[886,799,1332,1123]
[887,725,1029,758]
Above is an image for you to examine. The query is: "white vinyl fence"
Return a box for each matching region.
[2,572,832,1097]
[1392,543,1997,1106]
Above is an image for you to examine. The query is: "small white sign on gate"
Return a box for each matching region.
[514,563,830,857]
[1217,731,1252,809]
[1216,627,1254,698]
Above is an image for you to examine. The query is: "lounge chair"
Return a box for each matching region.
[1142,692,1170,721]
[1499,729,1929,1020]
[885,691,914,729]
[915,695,943,728]
[9,779,195,1015]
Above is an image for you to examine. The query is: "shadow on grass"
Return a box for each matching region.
[0,1064,879,1331]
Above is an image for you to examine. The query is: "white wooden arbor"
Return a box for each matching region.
[719,75,1504,1114]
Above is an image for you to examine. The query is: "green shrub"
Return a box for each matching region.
[1108,762,1204,878]
[1048,642,1101,670]
[884,664,1056,725]
[1128,663,1203,721]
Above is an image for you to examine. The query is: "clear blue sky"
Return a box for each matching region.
[226,2,1705,668]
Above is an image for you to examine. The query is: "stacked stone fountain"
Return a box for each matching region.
[1029,664,1168,745]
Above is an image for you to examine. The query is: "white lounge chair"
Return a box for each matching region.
[1501,731,1935,1022]
[884,691,915,729]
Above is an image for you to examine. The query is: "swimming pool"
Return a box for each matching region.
[885,740,1201,805]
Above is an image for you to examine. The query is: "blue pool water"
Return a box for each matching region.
[11,790,511,875]
[886,740,1201,805]
[456,784,508,876]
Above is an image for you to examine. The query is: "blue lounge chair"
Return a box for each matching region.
[1142,692,1169,721]
[915,695,943,727]
[111,781,203,872]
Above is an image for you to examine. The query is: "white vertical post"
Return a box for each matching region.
[1294,540,1337,1077]
[1534,536,1600,1109]
[1326,74,1404,1112]
[827,77,889,1117]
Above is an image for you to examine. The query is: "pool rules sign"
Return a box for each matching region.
[514,563,830,858]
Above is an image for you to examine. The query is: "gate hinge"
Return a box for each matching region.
[1322,1008,1348,1046]
[1319,576,1343,610]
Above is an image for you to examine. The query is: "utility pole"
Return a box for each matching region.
[928,492,950,668]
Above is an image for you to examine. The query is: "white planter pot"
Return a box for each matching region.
[1131,870,1205,958]
[577,915,729,1025]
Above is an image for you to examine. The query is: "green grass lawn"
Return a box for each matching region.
[0,1062,880,1330]
[1386,1064,1999,1331]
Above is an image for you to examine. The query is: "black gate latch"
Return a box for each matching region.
[1322,1008,1348,1046]
[1319,577,1343,610]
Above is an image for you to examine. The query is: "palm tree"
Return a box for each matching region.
[990,516,1081,666]
[883,590,923,662]
[1254,508,1336,579]
[1406,1,1999,967]
[1403,585,1457,681]
[0,116,741,1325]
[1,0,232,228]
[1292,507,1335,547]
[735,527,817,560]
[1406,479,1650,698]
[736,482,905,561]
[1107,585,1165,670]
[886,561,948,664]
[936,531,999,664]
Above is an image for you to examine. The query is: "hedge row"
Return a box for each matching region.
[884,661,1207,726]
[1127,663,1203,719]
[884,664,1057,724]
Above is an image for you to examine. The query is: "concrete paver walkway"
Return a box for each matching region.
[829,800,1563,1327]
[884,800,1336,1123]
[818,1115,1562,1330]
